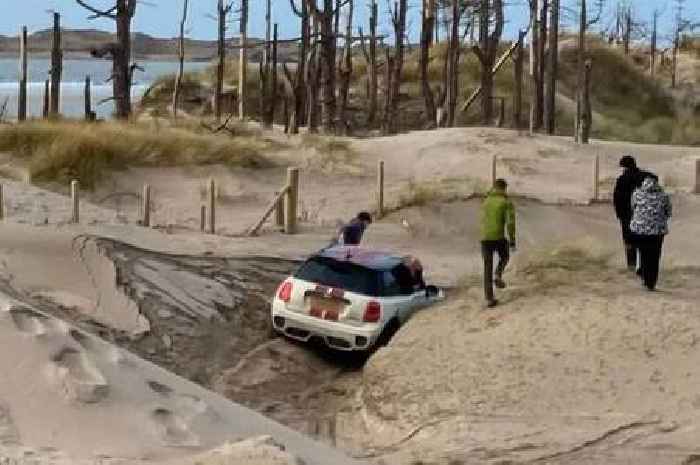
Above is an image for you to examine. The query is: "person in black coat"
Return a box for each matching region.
[613,156,653,271]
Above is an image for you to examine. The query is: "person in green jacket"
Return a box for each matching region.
[480,178,516,308]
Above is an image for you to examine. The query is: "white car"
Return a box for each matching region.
[271,246,444,351]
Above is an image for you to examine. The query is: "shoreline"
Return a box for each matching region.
[0,52,214,63]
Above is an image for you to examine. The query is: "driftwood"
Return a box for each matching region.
[248,185,290,236]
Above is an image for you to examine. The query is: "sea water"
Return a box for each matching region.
[0,57,209,120]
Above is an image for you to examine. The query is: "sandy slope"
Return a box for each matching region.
[0,127,698,464]
[0,289,364,465]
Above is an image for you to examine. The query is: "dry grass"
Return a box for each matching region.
[395,177,489,210]
[0,121,276,188]
[516,240,614,288]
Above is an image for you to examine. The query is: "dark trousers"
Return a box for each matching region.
[482,239,510,302]
[636,234,665,290]
[620,220,637,269]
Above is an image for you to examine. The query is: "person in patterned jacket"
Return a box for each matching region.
[630,175,672,291]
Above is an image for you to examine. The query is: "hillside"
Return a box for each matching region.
[0,28,297,61]
[141,35,700,146]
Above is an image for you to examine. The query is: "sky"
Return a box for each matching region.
[1,0,698,45]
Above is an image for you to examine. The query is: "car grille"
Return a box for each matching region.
[285,327,310,339]
[326,336,351,349]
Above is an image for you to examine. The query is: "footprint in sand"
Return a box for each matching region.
[49,347,110,403]
[147,381,217,421]
[151,408,200,447]
[69,328,126,365]
[6,305,49,336]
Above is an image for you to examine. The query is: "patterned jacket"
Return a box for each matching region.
[630,178,672,236]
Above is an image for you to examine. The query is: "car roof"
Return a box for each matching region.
[313,246,404,271]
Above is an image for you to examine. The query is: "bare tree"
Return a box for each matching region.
[173,0,189,119]
[420,0,437,126]
[338,0,355,131]
[76,0,137,119]
[50,13,62,118]
[474,0,505,125]
[535,0,548,129]
[544,0,559,134]
[384,0,408,134]
[308,0,348,132]
[239,0,249,120]
[289,0,311,131]
[574,0,603,142]
[359,0,379,126]
[214,1,234,122]
[650,8,660,78]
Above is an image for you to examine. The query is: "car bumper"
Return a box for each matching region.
[271,303,382,351]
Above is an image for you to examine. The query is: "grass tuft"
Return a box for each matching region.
[0,121,276,188]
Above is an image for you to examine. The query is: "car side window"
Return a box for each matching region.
[382,271,403,297]
[391,265,416,296]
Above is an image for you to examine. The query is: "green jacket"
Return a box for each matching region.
[480,190,516,242]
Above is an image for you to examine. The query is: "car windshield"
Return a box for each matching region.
[294,257,381,296]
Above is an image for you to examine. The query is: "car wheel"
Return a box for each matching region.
[375,318,400,348]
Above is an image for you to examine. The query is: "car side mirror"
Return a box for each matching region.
[425,285,439,298]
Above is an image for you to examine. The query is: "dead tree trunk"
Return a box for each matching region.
[215,1,232,122]
[623,6,631,55]
[384,0,408,135]
[383,48,394,130]
[307,14,321,133]
[239,0,249,120]
[475,0,505,125]
[528,0,539,132]
[338,0,354,131]
[536,0,548,129]
[290,0,309,131]
[85,75,93,120]
[50,13,62,118]
[445,0,461,127]
[173,0,188,119]
[76,0,138,120]
[359,0,378,126]
[650,9,658,78]
[420,0,437,126]
[308,0,339,133]
[43,80,50,119]
[261,0,273,128]
[513,30,526,130]
[272,25,279,125]
[580,59,592,143]
[544,0,559,135]
[575,0,586,142]
[18,26,28,122]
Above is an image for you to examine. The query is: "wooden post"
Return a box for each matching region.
[377,160,385,218]
[274,191,285,227]
[496,98,506,128]
[71,180,79,224]
[84,76,92,120]
[50,12,62,118]
[580,59,593,144]
[284,168,299,234]
[141,184,151,227]
[239,0,248,121]
[491,155,498,187]
[592,155,600,201]
[18,26,28,122]
[207,179,216,234]
[43,80,50,119]
[0,185,4,220]
[694,159,700,194]
[200,205,206,232]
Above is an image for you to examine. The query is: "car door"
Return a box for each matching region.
[380,270,414,324]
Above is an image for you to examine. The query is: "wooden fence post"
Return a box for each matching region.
[71,180,79,223]
[84,76,92,120]
[141,184,151,227]
[592,155,600,202]
[377,160,385,218]
[694,159,700,194]
[50,12,62,118]
[491,155,498,187]
[284,168,299,234]
[42,80,50,119]
[0,185,4,220]
[274,191,285,227]
[200,205,206,232]
[207,179,216,234]
[18,26,28,122]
